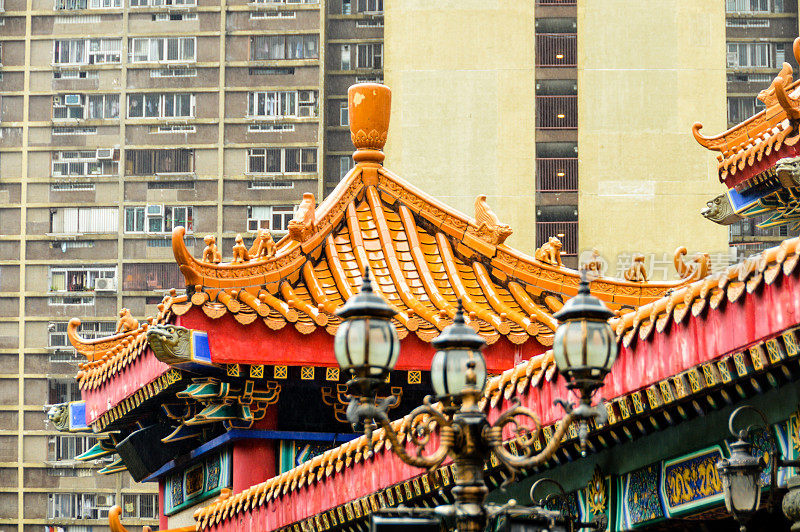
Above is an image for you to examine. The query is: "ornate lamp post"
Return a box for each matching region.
[334,269,617,531]
[716,405,800,531]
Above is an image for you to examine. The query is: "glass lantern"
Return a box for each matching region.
[430,302,487,399]
[334,268,400,386]
[552,274,617,401]
[717,438,764,524]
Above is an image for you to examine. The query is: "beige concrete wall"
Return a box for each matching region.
[384,0,537,252]
[578,0,729,279]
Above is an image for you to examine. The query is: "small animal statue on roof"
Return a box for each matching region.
[115,308,139,333]
[249,227,276,259]
[623,253,648,282]
[535,235,563,268]
[46,403,70,431]
[474,194,513,245]
[202,235,222,264]
[232,234,250,263]
[288,193,317,243]
[757,62,793,107]
[674,246,710,281]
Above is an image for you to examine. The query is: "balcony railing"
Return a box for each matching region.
[535,0,576,4]
[536,221,578,256]
[536,33,577,67]
[536,158,577,192]
[536,95,577,129]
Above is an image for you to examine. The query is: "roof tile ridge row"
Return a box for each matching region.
[73,293,180,390]
[375,165,695,304]
[611,236,800,348]
[172,166,367,292]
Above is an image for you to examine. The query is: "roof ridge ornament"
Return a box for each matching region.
[348,83,391,165]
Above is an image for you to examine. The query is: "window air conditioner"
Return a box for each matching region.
[96,148,113,159]
[298,91,315,104]
[726,52,738,68]
[94,278,116,292]
[64,94,82,106]
[146,204,163,216]
[298,106,313,117]
[53,96,63,106]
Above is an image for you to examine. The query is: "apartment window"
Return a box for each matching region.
[248,180,294,189]
[248,123,295,132]
[130,0,196,6]
[152,124,196,133]
[50,182,96,191]
[151,68,197,78]
[356,43,382,69]
[728,96,766,123]
[249,67,294,76]
[340,44,351,70]
[725,0,783,12]
[727,42,773,68]
[247,90,317,118]
[250,0,318,3]
[122,262,183,290]
[49,321,115,347]
[49,378,81,403]
[50,207,118,233]
[129,37,196,63]
[53,150,118,177]
[339,102,348,126]
[153,12,197,20]
[50,266,116,292]
[55,0,121,7]
[52,94,86,119]
[342,0,350,13]
[250,35,319,60]
[356,0,381,12]
[48,435,98,462]
[48,493,115,519]
[247,148,316,173]
[356,18,382,27]
[52,126,97,135]
[339,156,353,180]
[124,205,193,233]
[128,93,195,118]
[122,494,158,519]
[125,148,194,175]
[147,180,195,189]
[247,205,294,232]
[53,38,121,64]
[53,70,99,79]
[53,94,119,120]
[251,10,295,18]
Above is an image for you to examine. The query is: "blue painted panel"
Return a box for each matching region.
[660,446,724,518]
[192,331,212,364]
[69,401,87,430]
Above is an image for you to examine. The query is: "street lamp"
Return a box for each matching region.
[716,405,800,531]
[334,268,618,531]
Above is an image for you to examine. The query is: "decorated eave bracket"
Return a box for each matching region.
[695,36,800,230]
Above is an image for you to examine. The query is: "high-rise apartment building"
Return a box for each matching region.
[724,0,800,257]
[385,1,734,277]
[0,0,382,528]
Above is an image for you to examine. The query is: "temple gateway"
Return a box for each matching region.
[52,40,800,532]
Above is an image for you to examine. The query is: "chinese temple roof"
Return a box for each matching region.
[693,39,800,187]
[71,83,698,393]
[190,236,800,530]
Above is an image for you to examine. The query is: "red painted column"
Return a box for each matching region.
[158,478,168,530]
[231,406,278,494]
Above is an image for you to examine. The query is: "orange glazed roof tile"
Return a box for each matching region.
[694,38,800,185]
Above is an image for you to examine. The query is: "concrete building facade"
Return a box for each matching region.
[0,0,382,529]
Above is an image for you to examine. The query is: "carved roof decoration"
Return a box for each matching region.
[694,38,800,186]
[190,235,800,530]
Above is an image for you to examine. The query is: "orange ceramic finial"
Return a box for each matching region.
[348,83,391,164]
